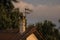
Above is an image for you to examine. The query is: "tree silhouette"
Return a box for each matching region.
[0,0,23,30]
[35,20,60,40]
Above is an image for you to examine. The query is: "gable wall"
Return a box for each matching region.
[26,33,38,40]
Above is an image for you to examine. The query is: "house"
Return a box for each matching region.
[0,15,45,40]
[0,26,45,40]
[20,26,45,40]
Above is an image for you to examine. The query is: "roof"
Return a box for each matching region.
[0,26,45,40]
[0,29,21,40]
[20,26,45,40]
[0,32,16,40]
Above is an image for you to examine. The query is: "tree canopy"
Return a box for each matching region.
[0,0,23,30]
[28,20,60,40]
[36,20,60,40]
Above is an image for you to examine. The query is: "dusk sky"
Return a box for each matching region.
[13,0,60,28]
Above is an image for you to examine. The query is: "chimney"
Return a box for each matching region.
[19,16,26,34]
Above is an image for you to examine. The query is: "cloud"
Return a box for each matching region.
[13,1,34,12]
[35,5,60,17]
[13,1,60,18]
[13,1,60,25]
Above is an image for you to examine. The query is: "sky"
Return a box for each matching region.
[13,0,60,28]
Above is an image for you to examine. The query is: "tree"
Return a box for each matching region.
[59,19,60,23]
[0,0,23,30]
[58,19,60,29]
[35,20,60,40]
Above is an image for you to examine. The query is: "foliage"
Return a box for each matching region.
[35,20,60,40]
[0,0,23,30]
[28,20,60,40]
[59,19,60,23]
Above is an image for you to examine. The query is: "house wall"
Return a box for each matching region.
[26,33,38,40]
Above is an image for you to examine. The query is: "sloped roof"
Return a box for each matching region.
[0,26,45,40]
[0,29,21,40]
[19,26,45,40]
[0,32,16,40]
